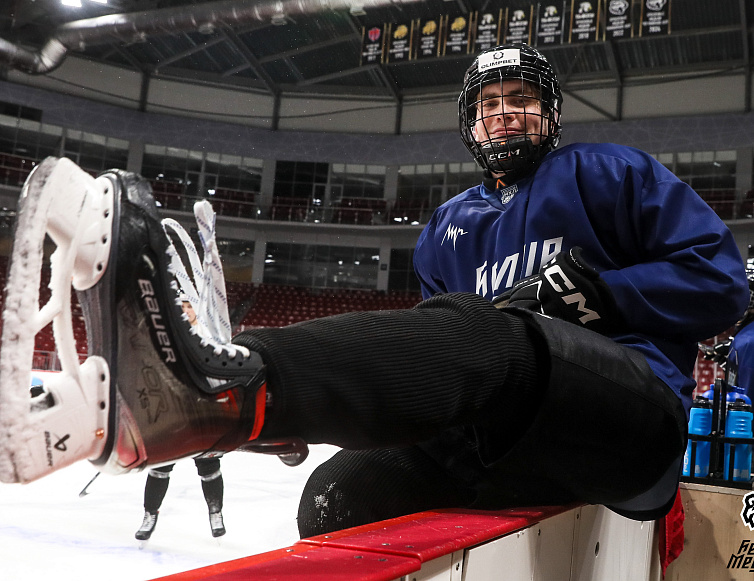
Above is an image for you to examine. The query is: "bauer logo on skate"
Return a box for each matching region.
[138,279,177,363]
[43,431,69,467]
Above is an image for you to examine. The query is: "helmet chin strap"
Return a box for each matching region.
[480,135,544,179]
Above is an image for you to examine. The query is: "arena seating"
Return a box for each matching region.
[331,198,388,225]
[388,199,428,225]
[16,265,421,370]
[238,284,422,329]
[1,239,735,395]
[210,188,259,219]
[150,180,185,210]
[270,197,311,222]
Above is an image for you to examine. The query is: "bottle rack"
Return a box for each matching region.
[681,378,754,489]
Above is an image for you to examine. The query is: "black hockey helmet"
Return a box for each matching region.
[459,43,562,179]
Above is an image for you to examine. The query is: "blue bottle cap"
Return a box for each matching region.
[727,391,753,406]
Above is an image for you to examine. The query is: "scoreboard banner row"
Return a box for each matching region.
[361,0,671,65]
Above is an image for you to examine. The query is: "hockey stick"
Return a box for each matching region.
[79,472,101,497]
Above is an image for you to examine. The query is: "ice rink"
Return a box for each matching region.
[0,440,340,580]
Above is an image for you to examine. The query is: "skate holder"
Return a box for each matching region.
[0,158,112,484]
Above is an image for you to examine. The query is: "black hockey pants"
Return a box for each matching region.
[233,293,687,537]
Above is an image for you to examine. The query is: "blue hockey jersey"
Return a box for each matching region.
[414,142,749,413]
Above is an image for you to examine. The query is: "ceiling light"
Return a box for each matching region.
[350,5,366,16]
[61,0,82,6]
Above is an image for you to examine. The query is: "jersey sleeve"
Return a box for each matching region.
[413,214,447,300]
[595,155,748,342]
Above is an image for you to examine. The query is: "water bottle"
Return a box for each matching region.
[727,387,752,406]
[724,398,753,482]
[683,396,713,477]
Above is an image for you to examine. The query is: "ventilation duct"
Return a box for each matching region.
[0,0,423,75]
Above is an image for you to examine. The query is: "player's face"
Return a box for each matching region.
[182,301,197,326]
[472,80,544,147]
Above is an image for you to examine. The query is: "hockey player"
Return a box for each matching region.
[0,44,747,540]
[135,456,225,540]
[134,299,227,541]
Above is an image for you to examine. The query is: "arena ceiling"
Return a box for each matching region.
[0,0,752,110]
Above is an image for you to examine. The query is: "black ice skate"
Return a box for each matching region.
[135,510,159,541]
[0,157,273,484]
[209,511,226,537]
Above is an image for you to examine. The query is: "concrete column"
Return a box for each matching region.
[258,158,276,217]
[252,235,267,285]
[127,140,145,174]
[376,239,392,292]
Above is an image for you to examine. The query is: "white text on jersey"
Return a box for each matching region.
[441,223,468,250]
[475,237,563,297]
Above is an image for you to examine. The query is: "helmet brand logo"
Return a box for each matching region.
[478,48,520,73]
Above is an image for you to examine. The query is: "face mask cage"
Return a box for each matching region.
[472,78,548,154]
[458,50,562,177]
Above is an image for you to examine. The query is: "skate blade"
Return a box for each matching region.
[0,157,114,483]
[237,437,310,466]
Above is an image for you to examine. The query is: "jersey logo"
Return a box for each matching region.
[441,223,468,251]
[499,184,518,204]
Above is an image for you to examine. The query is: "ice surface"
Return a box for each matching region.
[0,437,339,580]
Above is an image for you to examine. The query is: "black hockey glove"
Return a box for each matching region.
[493,247,621,334]
[698,339,731,368]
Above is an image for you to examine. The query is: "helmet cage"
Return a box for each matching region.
[459,44,562,177]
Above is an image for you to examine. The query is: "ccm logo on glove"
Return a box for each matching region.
[541,262,599,324]
[493,247,621,334]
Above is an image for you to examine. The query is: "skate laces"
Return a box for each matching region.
[139,512,157,530]
[162,201,249,360]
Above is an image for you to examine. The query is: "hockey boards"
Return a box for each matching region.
[0,158,113,484]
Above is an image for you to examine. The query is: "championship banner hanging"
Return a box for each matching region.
[443,14,472,55]
[641,0,670,36]
[386,21,414,62]
[473,10,502,53]
[416,17,441,59]
[536,2,566,46]
[504,6,534,44]
[361,26,385,65]
[603,0,633,39]
[569,0,601,43]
